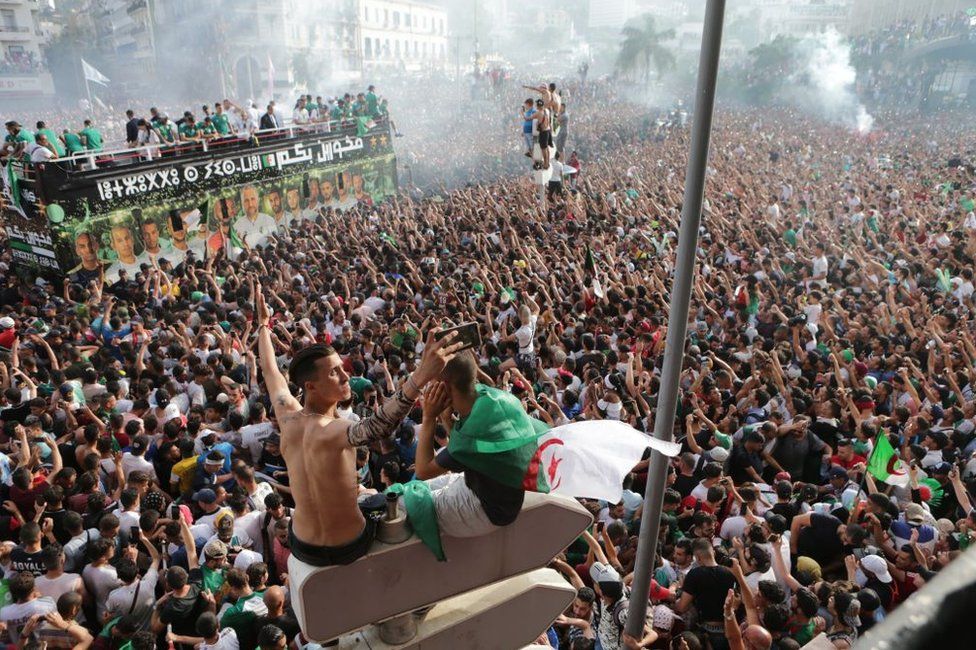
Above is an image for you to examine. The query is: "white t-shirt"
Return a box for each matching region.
[105,566,158,629]
[0,597,56,645]
[121,452,156,481]
[515,314,538,355]
[233,213,278,248]
[200,628,240,650]
[35,573,82,603]
[82,564,121,620]
[812,255,828,285]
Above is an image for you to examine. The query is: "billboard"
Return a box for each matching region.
[1,123,397,281]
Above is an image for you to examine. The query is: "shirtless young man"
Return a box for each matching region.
[530,99,553,170]
[255,284,463,566]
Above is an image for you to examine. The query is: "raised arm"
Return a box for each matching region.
[255,282,302,417]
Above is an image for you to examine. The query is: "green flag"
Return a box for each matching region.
[866,434,909,487]
[6,163,19,209]
[448,385,551,492]
[584,245,596,275]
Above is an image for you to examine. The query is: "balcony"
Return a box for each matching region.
[0,24,31,41]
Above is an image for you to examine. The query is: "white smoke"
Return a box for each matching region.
[791,27,873,134]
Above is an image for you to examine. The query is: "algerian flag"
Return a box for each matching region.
[448,385,680,502]
[866,434,909,487]
[584,245,604,298]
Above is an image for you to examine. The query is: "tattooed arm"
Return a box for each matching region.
[345,387,417,447]
[342,332,467,449]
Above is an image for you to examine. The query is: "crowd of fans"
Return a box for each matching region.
[0,51,45,76]
[0,55,974,650]
[0,86,392,166]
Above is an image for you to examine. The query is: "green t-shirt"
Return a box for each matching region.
[179,122,199,139]
[330,106,342,121]
[157,123,176,142]
[211,112,231,135]
[63,132,84,154]
[366,91,378,116]
[37,128,65,156]
[200,565,225,593]
[197,121,216,135]
[5,129,35,146]
[792,620,815,646]
[391,326,418,349]
[784,229,797,247]
[80,127,103,151]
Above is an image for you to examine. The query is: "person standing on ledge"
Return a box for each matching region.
[255,281,463,567]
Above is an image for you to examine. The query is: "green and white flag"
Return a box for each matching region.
[866,434,909,487]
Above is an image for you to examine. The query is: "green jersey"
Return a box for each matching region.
[5,129,35,146]
[63,132,84,154]
[211,112,231,135]
[36,128,65,156]
[156,123,175,142]
[197,121,217,135]
[80,127,103,151]
[179,122,199,139]
[366,91,378,116]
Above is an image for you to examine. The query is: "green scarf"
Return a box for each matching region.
[447,385,551,492]
[387,481,445,561]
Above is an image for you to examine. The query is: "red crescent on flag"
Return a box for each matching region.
[886,456,905,476]
[523,438,564,491]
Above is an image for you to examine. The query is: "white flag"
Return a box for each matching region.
[537,420,680,503]
[81,59,110,86]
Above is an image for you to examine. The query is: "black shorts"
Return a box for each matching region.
[539,130,553,149]
[547,181,563,196]
[288,518,377,567]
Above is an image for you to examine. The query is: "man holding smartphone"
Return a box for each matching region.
[255,283,464,567]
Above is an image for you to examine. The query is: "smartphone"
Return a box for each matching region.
[596,521,606,533]
[130,525,141,543]
[434,322,481,351]
[170,504,181,520]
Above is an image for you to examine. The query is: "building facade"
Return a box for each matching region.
[0,0,54,98]
[359,0,448,73]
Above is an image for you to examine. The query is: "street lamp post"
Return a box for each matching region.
[624,0,727,639]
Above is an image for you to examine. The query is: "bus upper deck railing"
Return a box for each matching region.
[55,116,387,172]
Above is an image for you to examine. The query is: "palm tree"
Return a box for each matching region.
[615,14,676,84]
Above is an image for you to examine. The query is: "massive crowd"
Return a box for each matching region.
[0,30,975,650]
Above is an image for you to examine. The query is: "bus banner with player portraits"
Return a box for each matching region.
[0,120,397,281]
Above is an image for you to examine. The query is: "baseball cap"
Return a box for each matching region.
[192,488,217,504]
[203,539,228,559]
[905,503,926,526]
[796,556,822,580]
[860,554,892,583]
[0,317,14,329]
[265,432,281,446]
[829,466,849,480]
[708,446,730,463]
[930,462,952,475]
[589,561,621,588]
[130,436,148,453]
[713,432,732,450]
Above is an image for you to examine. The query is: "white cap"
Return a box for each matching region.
[589,561,621,585]
[708,446,730,463]
[0,317,13,329]
[860,554,892,583]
